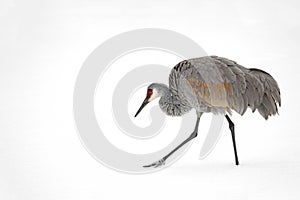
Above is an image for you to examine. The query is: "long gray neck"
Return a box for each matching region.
[158,84,192,116]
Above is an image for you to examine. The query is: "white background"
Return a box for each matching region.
[1,0,300,199]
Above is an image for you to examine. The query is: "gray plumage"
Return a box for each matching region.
[152,56,281,120]
[135,55,281,167]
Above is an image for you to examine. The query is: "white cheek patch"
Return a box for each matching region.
[148,89,158,101]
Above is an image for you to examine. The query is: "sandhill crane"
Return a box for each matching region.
[135,56,281,168]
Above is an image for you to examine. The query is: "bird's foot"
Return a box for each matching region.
[143,157,166,168]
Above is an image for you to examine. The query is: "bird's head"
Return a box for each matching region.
[134,83,168,117]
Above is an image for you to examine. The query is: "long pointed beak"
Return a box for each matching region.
[134,98,149,117]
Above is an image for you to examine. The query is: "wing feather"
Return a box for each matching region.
[169,56,281,118]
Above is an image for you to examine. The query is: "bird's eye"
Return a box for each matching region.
[147,89,153,98]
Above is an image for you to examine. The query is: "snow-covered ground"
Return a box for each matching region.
[1,0,300,199]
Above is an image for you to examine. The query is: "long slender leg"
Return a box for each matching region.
[143,115,202,168]
[225,114,239,165]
